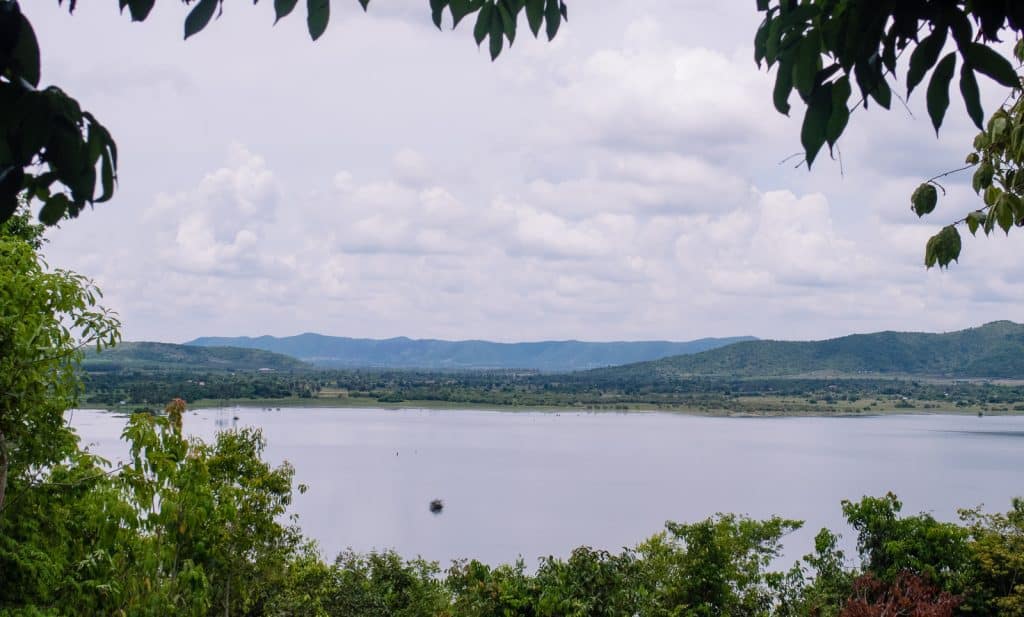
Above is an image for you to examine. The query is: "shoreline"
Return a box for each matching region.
[77,396,1024,418]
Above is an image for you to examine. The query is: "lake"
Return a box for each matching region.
[70,407,1024,568]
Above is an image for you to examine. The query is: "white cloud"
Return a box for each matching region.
[28,3,1023,343]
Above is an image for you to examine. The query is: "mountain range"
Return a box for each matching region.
[586,320,1024,380]
[183,333,756,371]
[83,342,310,372]
[87,321,1024,379]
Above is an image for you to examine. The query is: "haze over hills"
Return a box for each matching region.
[184,333,757,371]
[83,342,310,372]
[585,321,1024,381]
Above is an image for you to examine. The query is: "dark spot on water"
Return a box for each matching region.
[429,499,444,514]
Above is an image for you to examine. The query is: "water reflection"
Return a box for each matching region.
[71,408,1024,567]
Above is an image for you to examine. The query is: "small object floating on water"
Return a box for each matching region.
[233,415,239,421]
[429,499,444,514]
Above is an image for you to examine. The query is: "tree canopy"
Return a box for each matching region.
[754,1,1024,268]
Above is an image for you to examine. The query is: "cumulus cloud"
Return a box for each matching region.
[29,3,1023,343]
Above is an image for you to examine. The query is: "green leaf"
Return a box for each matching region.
[868,72,891,109]
[11,14,40,87]
[306,0,329,41]
[959,64,983,130]
[793,32,821,99]
[39,193,72,226]
[1008,193,1024,223]
[853,58,890,109]
[97,150,115,203]
[773,56,793,115]
[972,161,994,193]
[965,211,984,235]
[184,0,218,39]
[525,0,543,36]
[473,2,492,46]
[429,0,447,29]
[926,52,956,135]
[754,19,770,67]
[544,0,560,41]
[924,225,961,269]
[274,0,299,24]
[801,83,832,168]
[450,0,478,28]
[995,197,1013,232]
[906,27,946,96]
[489,5,504,60]
[498,1,515,44]
[125,0,155,21]
[0,166,24,224]
[825,76,851,148]
[764,16,782,65]
[983,185,1001,207]
[965,42,1019,88]
[911,183,937,217]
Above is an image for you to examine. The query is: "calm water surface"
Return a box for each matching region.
[70,408,1024,566]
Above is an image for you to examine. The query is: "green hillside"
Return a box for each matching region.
[185,333,755,371]
[83,342,310,372]
[586,321,1024,380]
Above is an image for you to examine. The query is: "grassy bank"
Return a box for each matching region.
[80,394,1024,417]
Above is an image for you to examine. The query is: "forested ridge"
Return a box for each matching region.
[184,333,755,371]
[591,321,1024,380]
[83,341,310,371]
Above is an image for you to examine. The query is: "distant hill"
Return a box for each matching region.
[84,342,310,372]
[183,334,756,371]
[586,321,1024,381]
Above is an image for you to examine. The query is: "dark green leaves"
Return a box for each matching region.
[450,0,480,28]
[924,225,961,269]
[306,0,329,41]
[0,2,40,88]
[38,193,71,226]
[825,76,851,149]
[965,211,985,235]
[959,64,983,129]
[772,56,793,115]
[473,3,492,46]
[793,32,821,99]
[964,42,1020,88]
[430,0,447,28]
[801,83,832,167]
[488,2,504,60]
[544,0,561,41]
[184,0,218,40]
[526,0,543,36]
[121,0,156,22]
[9,13,40,88]
[911,183,937,217]
[274,0,299,24]
[906,28,946,97]
[0,167,24,222]
[926,53,956,135]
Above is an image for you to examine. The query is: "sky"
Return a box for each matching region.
[25,0,1023,343]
